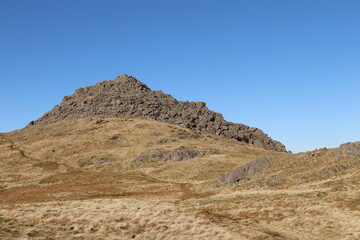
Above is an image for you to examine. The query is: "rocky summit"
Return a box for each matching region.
[29,74,286,152]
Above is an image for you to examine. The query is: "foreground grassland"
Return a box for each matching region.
[1,117,359,239]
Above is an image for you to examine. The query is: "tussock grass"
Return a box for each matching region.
[1,199,239,239]
[1,117,360,239]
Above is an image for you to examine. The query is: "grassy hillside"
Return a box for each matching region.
[0,117,359,239]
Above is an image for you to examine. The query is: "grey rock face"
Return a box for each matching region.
[165,146,204,162]
[29,74,286,152]
[220,156,274,184]
[336,142,360,157]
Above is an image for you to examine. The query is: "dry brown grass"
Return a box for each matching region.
[1,117,360,239]
[0,198,239,240]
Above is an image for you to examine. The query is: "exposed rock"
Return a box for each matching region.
[133,151,167,163]
[148,151,167,158]
[78,157,111,167]
[165,146,204,162]
[28,74,286,152]
[310,159,317,165]
[220,156,274,184]
[175,130,199,140]
[265,176,284,186]
[294,160,360,180]
[151,132,164,136]
[209,148,219,154]
[335,142,360,157]
[95,119,107,124]
[158,139,168,144]
[133,155,147,163]
[133,147,203,163]
[110,134,120,140]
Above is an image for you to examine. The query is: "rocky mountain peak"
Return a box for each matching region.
[28,74,286,152]
[115,74,150,92]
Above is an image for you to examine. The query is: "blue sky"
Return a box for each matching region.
[1,0,359,152]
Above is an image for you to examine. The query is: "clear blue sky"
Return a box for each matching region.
[1,0,359,153]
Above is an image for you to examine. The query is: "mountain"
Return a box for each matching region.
[1,74,359,239]
[28,74,286,152]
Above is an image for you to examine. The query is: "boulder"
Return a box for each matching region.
[220,156,274,184]
[165,146,204,162]
[336,142,360,157]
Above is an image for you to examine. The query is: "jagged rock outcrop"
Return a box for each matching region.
[28,74,286,152]
[219,156,274,184]
[335,142,360,157]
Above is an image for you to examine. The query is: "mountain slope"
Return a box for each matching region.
[28,74,286,152]
[1,117,360,239]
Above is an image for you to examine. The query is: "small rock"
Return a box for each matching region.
[134,151,167,163]
[92,158,110,165]
[158,139,168,144]
[266,176,284,186]
[151,132,164,136]
[95,119,106,124]
[310,159,317,165]
[78,157,111,167]
[209,148,219,154]
[110,134,120,140]
[148,151,167,158]
[134,155,146,163]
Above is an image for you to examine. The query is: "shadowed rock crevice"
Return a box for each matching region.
[28,74,286,152]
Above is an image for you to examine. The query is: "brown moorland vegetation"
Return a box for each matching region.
[1,117,360,239]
